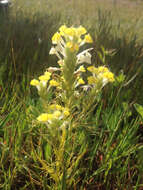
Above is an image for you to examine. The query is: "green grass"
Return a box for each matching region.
[0,0,143,189]
[0,83,143,189]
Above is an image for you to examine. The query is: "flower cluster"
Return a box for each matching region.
[87,66,114,89]
[30,71,60,91]
[30,25,115,126]
[37,104,70,124]
[49,25,93,62]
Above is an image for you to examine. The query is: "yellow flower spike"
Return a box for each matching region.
[37,113,53,122]
[30,79,40,86]
[52,32,61,44]
[77,26,87,36]
[84,34,93,43]
[49,80,59,87]
[39,75,50,81]
[78,78,85,85]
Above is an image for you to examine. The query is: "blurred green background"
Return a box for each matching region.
[0,0,143,103]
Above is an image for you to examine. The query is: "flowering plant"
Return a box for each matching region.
[30,25,115,189]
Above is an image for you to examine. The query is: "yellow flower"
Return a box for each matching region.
[56,104,63,110]
[52,32,61,44]
[37,113,53,122]
[59,25,67,35]
[63,108,70,117]
[59,25,87,38]
[84,34,93,43]
[87,66,98,74]
[77,26,87,36]
[66,41,72,48]
[98,66,109,73]
[50,104,63,110]
[39,75,50,82]
[78,37,82,44]
[78,78,85,85]
[30,79,40,86]
[64,27,76,37]
[50,80,59,87]
[44,71,52,77]
[78,66,86,72]
[103,72,115,82]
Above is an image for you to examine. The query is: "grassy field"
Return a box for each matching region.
[0,0,143,189]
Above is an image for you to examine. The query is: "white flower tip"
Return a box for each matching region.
[49,47,56,55]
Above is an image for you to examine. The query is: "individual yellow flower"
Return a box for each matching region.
[44,71,52,77]
[30,79,40,86]
[52,32,61,44]
[77,26,87,36]
[59,25,67,35]
[78,78,85,85]
[78,66,86,72]
[56,104,63,110]
[84,34,93,43]
[63,108,70,117]
[98,66,109,73]
[37,113,53,122]
[66,41,72,48]
[87,66,98,74]
[64,27,76,37]
[39,74,50,82]
[78,37,82,44]
[50,80,59,87]
[50,104,63,110]
[103,72,115,82]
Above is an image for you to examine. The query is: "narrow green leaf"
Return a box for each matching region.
[134,103,143,119]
